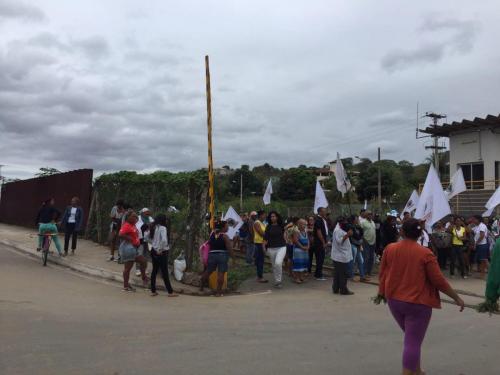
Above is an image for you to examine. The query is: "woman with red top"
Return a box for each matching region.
[378,218,464,375]
[119,211,148,292]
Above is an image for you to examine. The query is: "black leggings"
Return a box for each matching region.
[150,251,174,294]
[450,245,465,277]
[64,223,78,252]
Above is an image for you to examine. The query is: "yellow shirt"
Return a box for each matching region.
[451,227,465,246]
[253,220,266,244]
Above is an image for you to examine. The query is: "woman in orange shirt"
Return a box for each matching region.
[378,218,464,375]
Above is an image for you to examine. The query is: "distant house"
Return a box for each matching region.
[422,114,500,190]
[214,166,232,176]
[315,161,337,184]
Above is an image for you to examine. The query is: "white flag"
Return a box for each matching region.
[485,186,500,210]
[445,168,467,200]
[314,181,329,214]
[263,180,273,205]
[223,206,243,240]
[335,153,351,196]
[482,207,494,218]
[400,190,420,219]
[414,165,451,229]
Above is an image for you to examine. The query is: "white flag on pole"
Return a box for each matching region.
[223,206,243,240]
[263,180,273,205]
[482,207,494,218]
[414,165,451,229]
[335,153,351,196]
[400,190,420,219]
[485,186,500,210]
[485,186,500,211]
[445,168,467,200]
[314,181,329,214]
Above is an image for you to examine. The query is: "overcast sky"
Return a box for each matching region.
[1,0,500,180]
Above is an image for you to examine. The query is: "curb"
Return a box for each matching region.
[0,239,212,297]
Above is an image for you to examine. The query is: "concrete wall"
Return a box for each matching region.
[449,126,500,189]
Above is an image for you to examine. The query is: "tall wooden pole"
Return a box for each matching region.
[377,147,382,213]
[240,172,243,212]
[205,56,215,230]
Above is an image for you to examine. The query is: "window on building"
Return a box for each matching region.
[459,163,484,189]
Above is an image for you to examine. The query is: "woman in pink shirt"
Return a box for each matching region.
[119,211,148,292]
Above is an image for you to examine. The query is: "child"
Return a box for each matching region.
[37,211,63,256]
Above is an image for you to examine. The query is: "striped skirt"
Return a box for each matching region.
[293,247,309,272]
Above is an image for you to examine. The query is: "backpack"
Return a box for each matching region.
[432,231,451,249]
[199,241,210,267]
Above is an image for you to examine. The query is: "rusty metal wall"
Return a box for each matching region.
[0,169,93,228]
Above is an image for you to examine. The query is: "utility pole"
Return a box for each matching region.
[377,148,382,213]
[424,112,446,176]
[0,164,4,206]
[205,56,215,230]
[240,172,243,212]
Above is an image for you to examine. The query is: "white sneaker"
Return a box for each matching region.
[315,277,327,281]
[135,270,141,277]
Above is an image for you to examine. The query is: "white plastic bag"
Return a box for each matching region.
[174,252,186,281]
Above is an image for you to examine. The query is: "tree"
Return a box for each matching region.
[276,167,316,200]
[252,163,282,181]
[355,161,402,202]
[35,167,62,178]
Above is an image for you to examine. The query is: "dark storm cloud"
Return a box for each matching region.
[0,26,210,175]
[1,1,500,181]
[0,0,46,22]
[381,16,479,72]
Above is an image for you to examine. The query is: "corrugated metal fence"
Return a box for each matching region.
[0,169,93,228]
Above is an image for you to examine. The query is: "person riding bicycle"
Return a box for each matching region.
[37,211,63,257]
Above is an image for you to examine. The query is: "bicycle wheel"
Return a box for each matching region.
[42,237,50,266]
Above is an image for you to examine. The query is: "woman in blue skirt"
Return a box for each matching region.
[292,219,310,283]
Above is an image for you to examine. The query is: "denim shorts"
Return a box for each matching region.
[119,242,138,262]
[207,252,229,273]
[475,244,489,261]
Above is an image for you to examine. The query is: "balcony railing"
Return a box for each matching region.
[419,179,499,192]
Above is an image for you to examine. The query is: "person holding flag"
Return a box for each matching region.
[400,190,419,220]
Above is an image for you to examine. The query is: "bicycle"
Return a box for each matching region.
[38,233,55,266]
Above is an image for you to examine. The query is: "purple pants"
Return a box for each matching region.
[388,299,432,372]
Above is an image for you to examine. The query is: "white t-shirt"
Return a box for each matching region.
[473,223,488,245]
[331,226,353,263]
[68,207,77,223]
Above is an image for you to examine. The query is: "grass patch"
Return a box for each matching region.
[227,258,271,291]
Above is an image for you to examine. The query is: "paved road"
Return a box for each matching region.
[1,244,498,375]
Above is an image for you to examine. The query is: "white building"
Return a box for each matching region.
[423,114,500,190]
[315,161,337,184]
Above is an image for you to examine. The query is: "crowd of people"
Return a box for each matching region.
[106,200,178,296]
[215,207,498,294]
[36,196,499,296]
